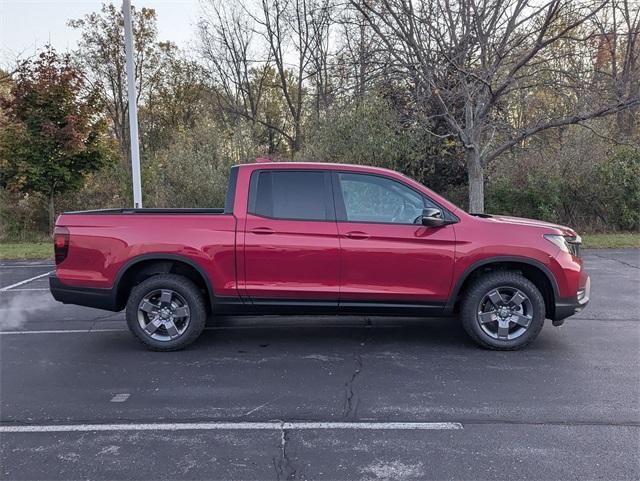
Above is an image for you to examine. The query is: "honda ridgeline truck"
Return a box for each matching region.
[50,161,590,351]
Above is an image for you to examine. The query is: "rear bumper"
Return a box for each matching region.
[49,275,120,312]
[553,275,590,323]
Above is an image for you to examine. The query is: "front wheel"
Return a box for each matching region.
[460,271,546,350]
[126,274,206,351]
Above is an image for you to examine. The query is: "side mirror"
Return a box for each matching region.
[421,208,447,227]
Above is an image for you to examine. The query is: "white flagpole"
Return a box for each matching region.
[123,0,143,208]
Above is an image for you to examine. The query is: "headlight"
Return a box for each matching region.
[544,234,581,257]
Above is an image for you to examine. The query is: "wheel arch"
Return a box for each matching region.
[446,256,559,319]
[114,254,214,311]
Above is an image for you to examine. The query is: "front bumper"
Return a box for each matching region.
[49,275,120,311]
[553,275,590,323]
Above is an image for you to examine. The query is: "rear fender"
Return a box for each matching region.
[114,254,215,311]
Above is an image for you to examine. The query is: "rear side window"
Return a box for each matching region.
[248,170,332,221]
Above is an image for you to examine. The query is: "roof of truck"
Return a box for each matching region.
[243,161,401,176]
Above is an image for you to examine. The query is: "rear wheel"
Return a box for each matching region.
[125,274,206,351]
[460,271,545,350]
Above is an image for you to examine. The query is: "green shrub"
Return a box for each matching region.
[303,96,417,169]
[303,95,465,197]
[592,148,640,231]
[57,162,131,212]
[0,189,49,242]
[486,146,639,231]
[486,175,562,223]
[144,120,238,208]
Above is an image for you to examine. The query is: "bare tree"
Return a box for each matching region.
[306,0,334,116]
[202,0,331,156]
[247,0,336,154]
[69,4,168,161]
[336,0,393,99]
[593,0,640,136]
[351,0,640,212]
[255,0,313,154]
[199,2,277,145]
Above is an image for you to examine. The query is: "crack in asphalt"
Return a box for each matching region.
[342,354,363,419]
[273,424,297,480]
[591,253,640,270]
[88,313,123,331]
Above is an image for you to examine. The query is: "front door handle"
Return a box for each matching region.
[250,227,275,235]
[344,231,370,240]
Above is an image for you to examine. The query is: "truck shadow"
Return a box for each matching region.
[92,314,564,353]
[191,315,561,352]
[208,314,468,343]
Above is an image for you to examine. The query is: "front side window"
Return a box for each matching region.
[249,170,330,221]
[338,173,437,224]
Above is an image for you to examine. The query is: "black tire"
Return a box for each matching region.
[460,271,545,350]
[125,274,206,351]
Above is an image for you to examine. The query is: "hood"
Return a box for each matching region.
[473,213,577,236]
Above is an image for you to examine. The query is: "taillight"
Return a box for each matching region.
[54,226,70,264]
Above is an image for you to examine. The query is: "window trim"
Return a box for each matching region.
[224,165,239,214]
[331,170,458,226]
[247,169,336,222]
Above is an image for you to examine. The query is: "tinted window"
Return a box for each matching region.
[250,170,330,221]
[338,173,438,224]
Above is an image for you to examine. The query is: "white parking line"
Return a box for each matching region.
[0,421,463,433]
[0,271,53,291]
[0,329,124,335]
[0,288,50,292]
[0,264,54,268]
[110,393,131,403]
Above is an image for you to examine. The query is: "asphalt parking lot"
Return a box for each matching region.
[1,249,638,480]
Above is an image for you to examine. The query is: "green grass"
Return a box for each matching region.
[581,233,639,249]
[0,243,53,260]
[0,233,637,261]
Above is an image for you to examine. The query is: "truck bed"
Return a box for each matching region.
[54,209,237,295]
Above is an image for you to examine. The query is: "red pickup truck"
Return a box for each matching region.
[50,161,590,351]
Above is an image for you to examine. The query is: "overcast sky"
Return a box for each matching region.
[0,0,201,66]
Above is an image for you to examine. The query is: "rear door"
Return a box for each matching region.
[333,171,456,305]
[242,169,340,303]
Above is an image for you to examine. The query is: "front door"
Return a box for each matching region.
[333,171,456,304]
[242,169,340,302]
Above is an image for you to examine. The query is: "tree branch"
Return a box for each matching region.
[484,97,640,164]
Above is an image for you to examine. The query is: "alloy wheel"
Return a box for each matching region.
[476,286,533,341]
[137,289,191,341]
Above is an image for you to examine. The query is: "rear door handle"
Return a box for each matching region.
[344,231,370,240]
[250,227,275,235]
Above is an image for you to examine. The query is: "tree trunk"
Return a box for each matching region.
[48,190,56,235]
[466,148,484,213]
[291,118,302,159]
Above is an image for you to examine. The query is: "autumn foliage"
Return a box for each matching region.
[0,48,115,231]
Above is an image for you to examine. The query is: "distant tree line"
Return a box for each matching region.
[1,0,638,238]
